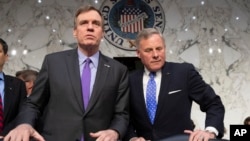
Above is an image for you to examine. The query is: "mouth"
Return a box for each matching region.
[85,35,95,40]
[85,34,95,38]
[151,60,161,63]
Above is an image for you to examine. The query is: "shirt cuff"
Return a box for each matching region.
[205,126,219,136]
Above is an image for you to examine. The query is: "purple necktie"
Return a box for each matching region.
[81,58,91,110]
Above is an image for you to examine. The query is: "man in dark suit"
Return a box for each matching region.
[125,28,225,141]
[0,38,27,138]
[4,5,129,141]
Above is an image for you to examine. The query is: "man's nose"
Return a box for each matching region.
[152,50,159,57]
[87,23,94,30]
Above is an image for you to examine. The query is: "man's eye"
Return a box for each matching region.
[93,22,101,27]
[156,47,163,51]
[79,21,88,25]
[144,49,151,52]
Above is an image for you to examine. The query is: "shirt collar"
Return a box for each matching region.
[0,73,4,80]
[78,49,99,68]
[144,68,160,76]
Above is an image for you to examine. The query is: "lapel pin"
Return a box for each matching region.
[104,64,110,67]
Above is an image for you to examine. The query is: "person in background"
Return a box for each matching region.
[16,69,38,97]
[243,116,250,125]
[4,5,129,141]
[0,38,27,139]
[125,28,225,141]
[15,70,23,79]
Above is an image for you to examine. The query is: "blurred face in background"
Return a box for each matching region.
[137,34,166,72]
[0,43,8,71]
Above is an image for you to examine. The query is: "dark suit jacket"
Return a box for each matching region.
[157,134,229,141]
[16,49,129,141]
[125,62,225,140]
[1,74,27,136]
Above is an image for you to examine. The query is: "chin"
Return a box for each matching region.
[84,42,97,46]
[150,66,162,72]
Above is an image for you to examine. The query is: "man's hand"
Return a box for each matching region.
[129,137,148,141]
[184,129,216,141]
[90,129,119,141]
[3,124,45,141]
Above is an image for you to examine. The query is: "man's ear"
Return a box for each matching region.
[101,32,104,39]
[4,54,8,62]
[73,30,77,37]
[136,50,141,59]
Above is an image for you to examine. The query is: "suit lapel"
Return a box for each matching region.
[155,63,172,121]
[65,49,84,112]
[3,76,13,119]
[135,70,149,116]
[130,69,151,123]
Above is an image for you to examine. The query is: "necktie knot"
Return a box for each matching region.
[84,58,91,67]
[85,58,91,63]
[149,72,155,79]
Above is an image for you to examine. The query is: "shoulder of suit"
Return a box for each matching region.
[129,68,143,77]
[101,54,126,67]
[166,61,194,68]
[4,75,23,83]
[45,49,76,59]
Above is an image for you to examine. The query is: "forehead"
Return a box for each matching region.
[76,10,102,21]
[139,35,164,49]
[140,34,163,44]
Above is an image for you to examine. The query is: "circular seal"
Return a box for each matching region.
[100,0,165,51]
